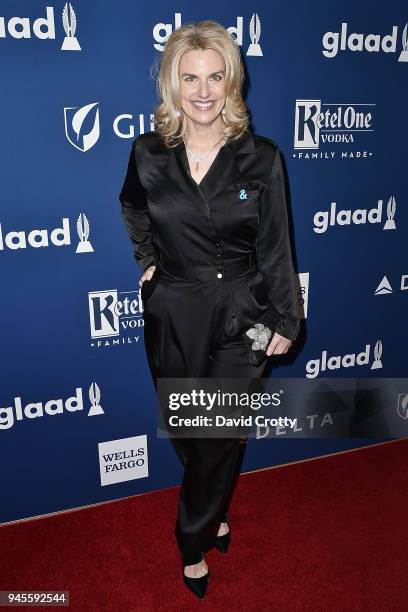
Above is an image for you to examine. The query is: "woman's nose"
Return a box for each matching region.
[196,81,210,97]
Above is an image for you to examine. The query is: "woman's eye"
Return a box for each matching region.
[184,75,223,82]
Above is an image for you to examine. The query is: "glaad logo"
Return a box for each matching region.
[61,2,80,50]
[244,12,263,56]
[305,340,383,379]
[88,289,144,347]
[98,435,149,486]
[294,99,374,154]
[64,102,100,151]
[0,214,94,253]
[153,12,262,56]
[76,212,94,252]
[0,383,104,431]
[313,196,397,234]
[322,22,408,62]
[374,275,408,295]
[0,4,81,51]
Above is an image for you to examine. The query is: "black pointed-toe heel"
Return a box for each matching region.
[182,551,210,599]
[215,511,231,555]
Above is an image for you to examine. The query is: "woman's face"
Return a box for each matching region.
[178,48,227,130]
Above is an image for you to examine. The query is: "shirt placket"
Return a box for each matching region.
[189,178,225,281]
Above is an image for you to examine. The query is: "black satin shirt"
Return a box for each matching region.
[119,129,301,341]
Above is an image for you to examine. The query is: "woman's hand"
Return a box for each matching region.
[139,265,156,287]
[266,331,293,356]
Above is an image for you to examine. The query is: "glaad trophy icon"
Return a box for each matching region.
[88,382,104,416]
[383,195,397,230]
[61,2,81,51]
[247,13,263,56]
[76,213,94,253]
[398,23,408,62]
[370,340,383,370]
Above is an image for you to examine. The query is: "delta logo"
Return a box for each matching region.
[374,275,408,296]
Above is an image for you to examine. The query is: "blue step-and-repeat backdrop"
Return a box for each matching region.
[1,2,406,524]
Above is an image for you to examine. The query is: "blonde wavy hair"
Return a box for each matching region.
[150,20,250,148]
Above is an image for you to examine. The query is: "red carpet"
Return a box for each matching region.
[1,440,407,611]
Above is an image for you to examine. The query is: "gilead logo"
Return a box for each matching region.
[305,341,383,379]
[0,384,104,431]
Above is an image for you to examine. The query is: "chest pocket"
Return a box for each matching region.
[224,181,262,204]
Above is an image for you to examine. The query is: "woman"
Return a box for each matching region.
[119,20,300,598]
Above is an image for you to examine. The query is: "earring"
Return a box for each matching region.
[222,107,226,114]
[176,109,181,117]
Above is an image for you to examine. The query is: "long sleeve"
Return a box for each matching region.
[255,147,301,342]
[119,139,159,274]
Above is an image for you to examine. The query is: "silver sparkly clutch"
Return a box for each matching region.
[242,306,281,366]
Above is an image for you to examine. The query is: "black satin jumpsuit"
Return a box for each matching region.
[119,128,300,560]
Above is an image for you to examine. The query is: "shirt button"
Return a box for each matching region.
[217,273,223,279]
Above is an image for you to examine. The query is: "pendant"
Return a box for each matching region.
[195,161,199,172]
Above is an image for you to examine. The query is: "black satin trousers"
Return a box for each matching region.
[141,253,268,558]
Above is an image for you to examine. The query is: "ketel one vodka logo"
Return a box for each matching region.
[294,99,374,152]
[0,383,104,431]
[64,102,100,151]
[313,196,397,234]
[88,289,144,347]
[305,340,383,378]
[322,22,408,62]
[0,4,81,51]
[153,12,263,56]
[0,214,94,253]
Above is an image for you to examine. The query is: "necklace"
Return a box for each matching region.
[184,135,225,172]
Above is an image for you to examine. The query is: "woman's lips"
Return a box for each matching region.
[191,101,215,111]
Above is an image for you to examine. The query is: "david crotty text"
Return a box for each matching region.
[167,415,297,428]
